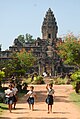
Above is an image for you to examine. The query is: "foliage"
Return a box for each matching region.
[57,33,80,66]
[71,70,80,93]
[23,77,32,84]
[14,69,26,76]
[23,75,44,84]
[32,75,45,84]
[0,71,5,80]
[71,70,80,82]
[17,33,36,44]
[17,35,25,44]
[0,49,36,78]
[15,49,36,71]
[53,77,68,85]
[1,60,16,77]
[0,70,5,86]
[25,33,35,43]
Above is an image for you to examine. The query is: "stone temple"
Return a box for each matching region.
[0,8,64,76]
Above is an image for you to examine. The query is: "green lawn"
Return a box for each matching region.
[0,103,7,115]
[69,92,80,109]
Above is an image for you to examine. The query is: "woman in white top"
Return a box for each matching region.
[5,85,14,113]
[46,83,54,113]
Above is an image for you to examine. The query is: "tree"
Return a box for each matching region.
[57,33,80,93]
[0,60,16,78]
[11,48,36,77]
[15,48,36,70]
[25,33,35,43]
[71,70,80,93]
[0,49,36,78]
[57,33,80,67]
[17,35,25,43]
[0,70,5,86]
[17,33,36,44]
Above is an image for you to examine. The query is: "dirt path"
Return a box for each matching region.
[0,85,80,119]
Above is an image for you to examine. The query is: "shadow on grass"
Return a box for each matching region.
[55,95,80,103]
[0,106,8,110]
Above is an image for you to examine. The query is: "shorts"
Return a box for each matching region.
[13,95,17,102]
[46,95,54,105]
[5,97,13,104]
[27,97,34,104]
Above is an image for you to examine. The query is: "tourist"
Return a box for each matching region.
[46,83,54,113]
[12,83,18,109]
[5,85,14,113]
[25,86,37,111]
[43,72,47,77]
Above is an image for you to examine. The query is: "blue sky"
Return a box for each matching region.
[0,0,80,50]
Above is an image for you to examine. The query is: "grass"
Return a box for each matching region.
[0,87,8,115]
[69,92,80,109]
[23,77,32,84]
[0,103,7,115]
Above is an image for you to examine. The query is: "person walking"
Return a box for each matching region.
[12,83,18,109]
[46,83,54,114]
[5,85,14,113]
[25,86,37,111]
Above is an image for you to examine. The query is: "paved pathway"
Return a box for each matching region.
[0,85,80,119]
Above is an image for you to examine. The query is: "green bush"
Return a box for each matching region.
[14,69,26,76]
[32,75,45,84]
[23,77,32,84]
[71,70,80,82]
[71,70,80,93]
[22,75,45,85]
[71,70,80,88]
[0,70,5,86]
[54,77,68,85]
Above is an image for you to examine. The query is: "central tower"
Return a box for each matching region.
[42,8,58,42]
